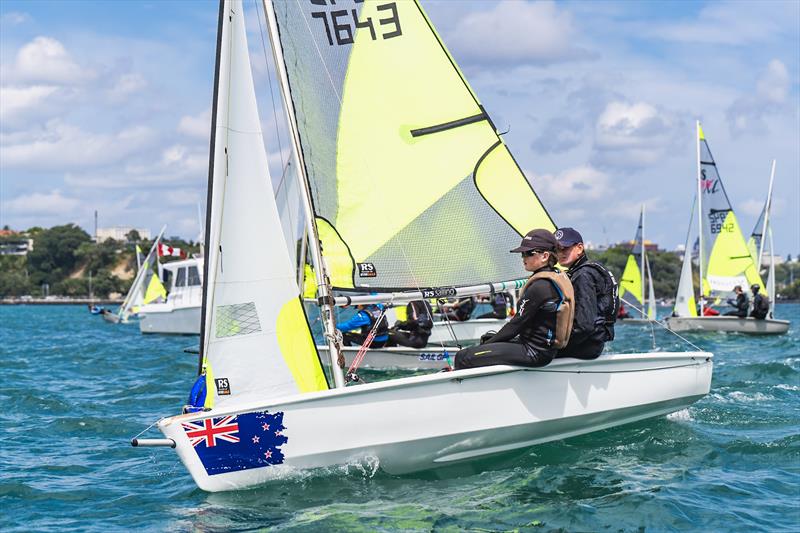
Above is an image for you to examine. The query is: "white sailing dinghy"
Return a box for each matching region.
[618,206,657,324]
[133,0,712,492]
[747,160,781,321]
[103,226,166,324]
[665,124,788,334]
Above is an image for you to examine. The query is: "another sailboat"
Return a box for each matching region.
[665,124,788,334]
[103,226,166,324]
[133,0,712,492]
[618,206,657,324]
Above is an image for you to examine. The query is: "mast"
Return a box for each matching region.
[197,0,225,376]
[640,205,646,318]
[696,120,704,315]
[262,0,345,388]
[758,159,776,268]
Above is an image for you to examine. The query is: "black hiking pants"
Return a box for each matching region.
[454,341,553,370]
[387,330,429,349]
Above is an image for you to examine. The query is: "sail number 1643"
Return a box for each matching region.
[310,1,402,46]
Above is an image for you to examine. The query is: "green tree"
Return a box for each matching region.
[27,224,91,286]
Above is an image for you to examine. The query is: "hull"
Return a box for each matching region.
[139,305,201,335]
[428,318,507,345]
[617,318,654,325]
[318,345,455,370]
[102,312,120,324]
[159,351,713,492]
[664,316,789,335]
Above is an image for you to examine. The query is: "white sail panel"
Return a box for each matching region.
[673,200,697,318]
[645,254,656,319]
[201,0,327,410]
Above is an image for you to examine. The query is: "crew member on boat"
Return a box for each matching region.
[387,300,433,349]
[438,296,476,321]
[554,227,618,360]
[723,285,749,317]
[454,230,571,369]
[750,284,769,319]
[477,292,511,319]
[336,303,389,348]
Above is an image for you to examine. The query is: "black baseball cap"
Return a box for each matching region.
[510,229,558,253]
[554,227,583,247]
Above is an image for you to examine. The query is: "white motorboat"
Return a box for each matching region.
[664,315,788,334]
[139,257,203,335]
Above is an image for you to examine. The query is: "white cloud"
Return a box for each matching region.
[0,85,57,123]
[446,0,592,66]
[726,59,793,136]
[591,101,682,169]
[2,190,80,216]
[531,164,611,202]
[177,109,211,139]
[1,12,31,25]
[1,119,156,170]
[8,36,94,85]
[530,116,585,154]
[107,72,147,101]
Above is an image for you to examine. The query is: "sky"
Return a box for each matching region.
[1,0,798,255]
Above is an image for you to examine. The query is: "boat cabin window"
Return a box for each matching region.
[175,267,187,288]
[187,266,201,286]
[162,269,173,291]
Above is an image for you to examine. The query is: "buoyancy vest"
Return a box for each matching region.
[522,270,575,349]
[360,306,389,338]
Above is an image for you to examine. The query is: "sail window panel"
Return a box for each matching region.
[215,302,261,338]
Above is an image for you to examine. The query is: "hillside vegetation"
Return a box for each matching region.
[0,224,199,298]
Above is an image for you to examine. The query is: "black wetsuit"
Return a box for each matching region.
[724,292,749,317]
[750,293,768,319]
[441,297,476,322]
[455,267,560,369]
[557,254,616,360]
[388,300,433,349]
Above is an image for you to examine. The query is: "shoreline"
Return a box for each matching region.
[1,298,123,305]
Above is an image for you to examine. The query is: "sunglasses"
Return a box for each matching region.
[521,249,548,257]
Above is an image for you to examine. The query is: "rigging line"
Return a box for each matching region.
[293,0,343,105]
[398,246,453,353]
[254,0,285,170]
[619,296,704,352]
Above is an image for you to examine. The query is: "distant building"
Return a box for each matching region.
[617,239,659,252]
[96,226,151,243]
[761,254,785,267]
[584,241,608,252]
[0,236,33,256]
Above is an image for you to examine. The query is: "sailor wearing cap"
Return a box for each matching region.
[554,227,619,360]
[724,285,749,317]
[454,229,572,370]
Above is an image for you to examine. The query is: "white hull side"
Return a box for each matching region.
[139,305,201,335]
[159,352,712,492]
[318,345,455,370]
[664,316,789,335]
[428,318,507,345]
[617,318,655,326]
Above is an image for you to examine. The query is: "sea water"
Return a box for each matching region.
[1,304,798,532]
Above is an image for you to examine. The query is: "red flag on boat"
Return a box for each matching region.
[158,243,187,259]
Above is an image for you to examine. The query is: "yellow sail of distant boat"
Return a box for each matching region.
[697,123,764,296]
[143,273,167,304]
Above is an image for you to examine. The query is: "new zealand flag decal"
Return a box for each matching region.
[181,411,288,475]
